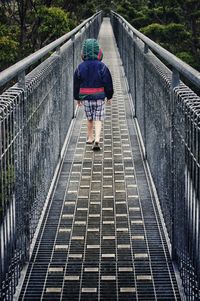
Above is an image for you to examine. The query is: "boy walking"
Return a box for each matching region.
[74,38,113,150]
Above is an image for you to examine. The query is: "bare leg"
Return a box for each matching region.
[95,120,102,143]
[87,120,94,142]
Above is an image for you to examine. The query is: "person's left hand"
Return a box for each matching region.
[76,100,83,107]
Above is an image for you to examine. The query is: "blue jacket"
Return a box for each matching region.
[73,60,113,101]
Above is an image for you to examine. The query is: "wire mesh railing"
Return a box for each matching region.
[111,11,200,301]
[0,12,102,300]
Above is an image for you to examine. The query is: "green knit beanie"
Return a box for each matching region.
[81,39,103,61]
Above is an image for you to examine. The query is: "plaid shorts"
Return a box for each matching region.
[84,99,105,121]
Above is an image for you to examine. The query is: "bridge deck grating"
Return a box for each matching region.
[18,18,182,301]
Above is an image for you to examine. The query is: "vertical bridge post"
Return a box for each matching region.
[143,43,149,160]
[171,67,180,261]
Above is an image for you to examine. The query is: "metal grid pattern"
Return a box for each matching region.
[0,14,102,301]
[111,13,200,300]
[18,18,181,301]
[173,87,200,300]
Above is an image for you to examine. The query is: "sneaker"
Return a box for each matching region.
[92,141,100,151]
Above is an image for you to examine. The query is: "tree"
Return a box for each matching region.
[116,0,200,71]
[0,23,19,71]
[140,23,190,52]
[176,0,200,56]
[0,0,200,72]
[30,6,72,49]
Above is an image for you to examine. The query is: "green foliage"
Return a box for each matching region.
[131,15,151,28]
[0,23,19,70]
[78,1,96,19]
[117,1,140,21]
[176,51,198,68]
[0,23,20,40]
[0,36,19,64]
[0,0,199,72]
[140,22,190,54]
[141,23,189,44]
[146,6,182,24]
[35,6,71,46]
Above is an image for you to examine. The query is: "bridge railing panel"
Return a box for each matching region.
[0,12,102,300]
[111,11,200,300]
[173,86,200,299]
[147,58,174,237]
[60,41,74,146]
[134,42,146,141]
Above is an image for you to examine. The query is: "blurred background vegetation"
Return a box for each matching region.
[0,0,199,71]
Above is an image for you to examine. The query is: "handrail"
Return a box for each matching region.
[111,11,200,89]
[0,14,102,300]
[0,11,101,87]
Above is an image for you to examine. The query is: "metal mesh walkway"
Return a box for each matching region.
[18,18,182,301]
